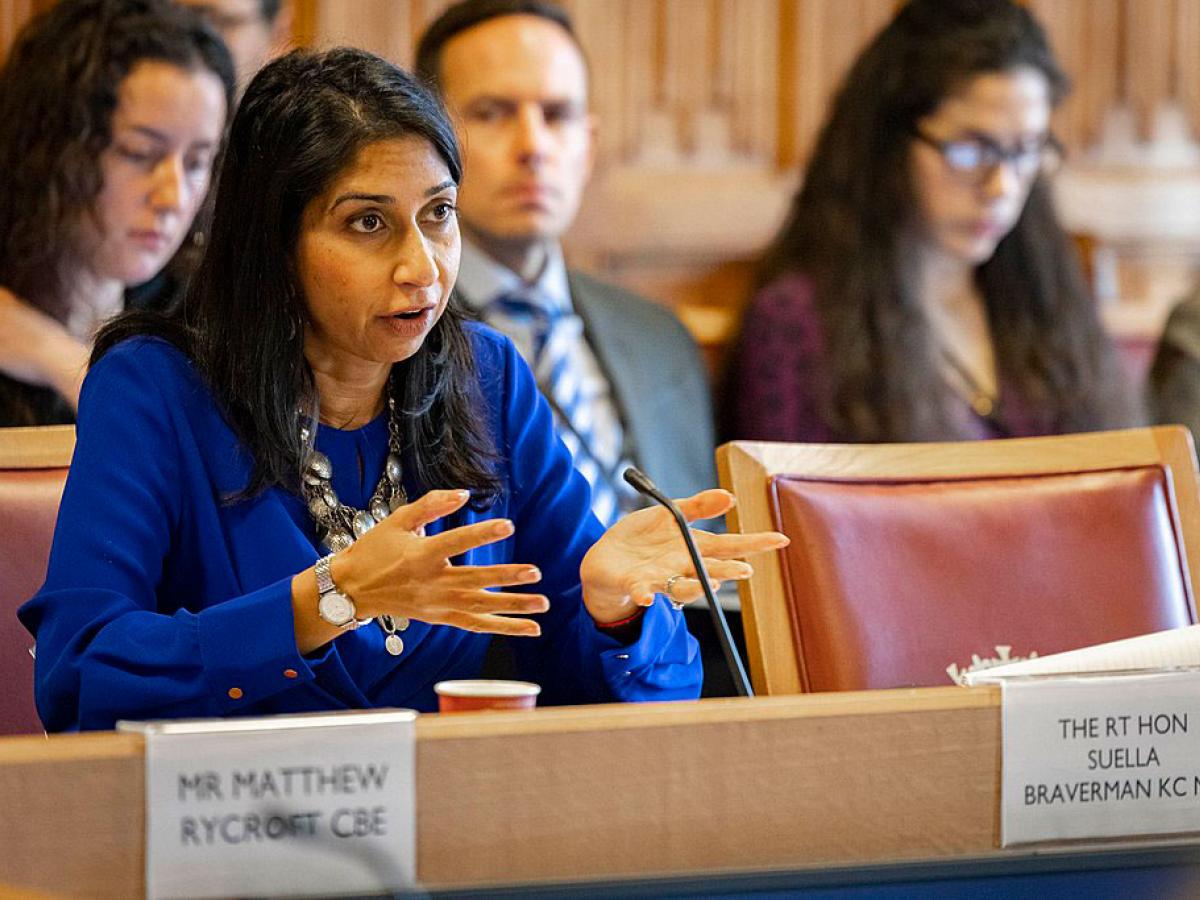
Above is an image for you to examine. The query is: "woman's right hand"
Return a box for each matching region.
[292,489,546,653]
[0,286,90,408]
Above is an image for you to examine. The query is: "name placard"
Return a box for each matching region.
[998,670,1200,846]
[121,709,417,899]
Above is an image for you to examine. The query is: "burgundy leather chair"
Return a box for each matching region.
[0,425,74,734]
[718,427,1200,695]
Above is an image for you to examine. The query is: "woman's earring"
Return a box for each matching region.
[285,287,303,341]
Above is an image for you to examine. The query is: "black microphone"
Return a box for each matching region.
[622,467,754,697]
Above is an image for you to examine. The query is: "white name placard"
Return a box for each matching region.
[120,709,417,899]
[999,670,1200,846]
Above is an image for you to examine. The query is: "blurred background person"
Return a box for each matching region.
[724,0,1140,444]
[174,0,292,96]
[0,0,234,426]
[415,0,715,529]
[1150,289,1200,441]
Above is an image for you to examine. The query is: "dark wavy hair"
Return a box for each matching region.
[0,0,235,319]
[96,47,501,505]
[735,0,1137,441]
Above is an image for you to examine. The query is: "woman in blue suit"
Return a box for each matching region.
[20,47,785,732]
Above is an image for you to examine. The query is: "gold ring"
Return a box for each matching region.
[664,574,686,611]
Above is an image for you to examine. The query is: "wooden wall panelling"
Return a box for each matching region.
[1030,0,1086,151]
[856,1,900,61]
[1077,0,1121,151]
[0,0,28,63]
[702,0,726,161]
[566,0,627,165]
[730,0,779,163]
[413,0,456,44]
[1123,0,1175,140]
[2,0,1198,354]
[817,4,872,115]
[620,0,660,164]
[775,0,798,166]
[1178,0,1200,141]
[0,0,46,64]
[0,0,1196,162]
[713,0,738,155]
[308,0,413,66]
[664,0,705,159]
[787,0,892,168]
[790,0,835,167]
[290,0,315,51]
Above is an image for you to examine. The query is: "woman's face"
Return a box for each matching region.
[295,136,460,378]
[909,66,1053,267]
[75,59,227,287]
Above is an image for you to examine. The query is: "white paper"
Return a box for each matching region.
[963,624,1200,685]
[1000,671,1200,845]
[122,709,417,899]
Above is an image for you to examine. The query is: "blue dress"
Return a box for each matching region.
[19,325,701,731]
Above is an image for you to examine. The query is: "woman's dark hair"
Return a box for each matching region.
[97,47,501,505]
[0,0,235,319]
[739,0,1136,441]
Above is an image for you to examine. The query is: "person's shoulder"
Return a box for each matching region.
[464,318,518,365]
[94,334,191,372]
[738,271,825,362]
[569,269,670,319]
[568,269,646,303]
[87,335,202,401]
[463,319,531,404]
[750,271,819,320]
[567,268,697,347]
[1155,288,1200,365]
[1164,289,1200,333]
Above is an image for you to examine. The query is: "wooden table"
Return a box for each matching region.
[2,686,1195,897]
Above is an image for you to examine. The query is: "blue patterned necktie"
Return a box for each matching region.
[488,292,633,526]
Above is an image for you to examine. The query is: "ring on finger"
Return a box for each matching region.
[663,574,686,611]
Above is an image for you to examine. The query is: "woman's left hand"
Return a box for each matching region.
[0,286,89,408]
[579,488,789,625]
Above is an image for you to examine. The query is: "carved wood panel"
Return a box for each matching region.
[4,0,1200,352]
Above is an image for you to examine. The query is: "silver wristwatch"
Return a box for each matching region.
[315,553,360,630]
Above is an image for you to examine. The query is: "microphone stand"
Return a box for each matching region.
[623,467,754,697]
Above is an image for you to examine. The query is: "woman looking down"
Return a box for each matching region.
[0,0,233,425]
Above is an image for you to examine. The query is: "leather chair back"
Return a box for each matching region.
[0,426,74,734]
[719,428,1200,695]
[772,466,1192,691]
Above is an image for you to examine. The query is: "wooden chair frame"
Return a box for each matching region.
[0,425,75,469]
[717,426,1200,696]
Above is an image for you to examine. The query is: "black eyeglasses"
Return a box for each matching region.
[911,128,1065,182]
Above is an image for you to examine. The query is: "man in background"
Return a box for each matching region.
[415,0,716,528]
[176,0,291,94]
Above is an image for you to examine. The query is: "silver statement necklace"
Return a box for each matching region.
[300,394,411,656]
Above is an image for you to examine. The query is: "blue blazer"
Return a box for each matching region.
[19,325,700,731]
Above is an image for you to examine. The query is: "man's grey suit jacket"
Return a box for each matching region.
[566,270,717,501]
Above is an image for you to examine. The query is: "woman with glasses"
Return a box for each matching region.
[724,0,1139,443]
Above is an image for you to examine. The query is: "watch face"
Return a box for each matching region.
[319,591,355,627]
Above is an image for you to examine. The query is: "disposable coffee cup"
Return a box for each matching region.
[434,679,541,713]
